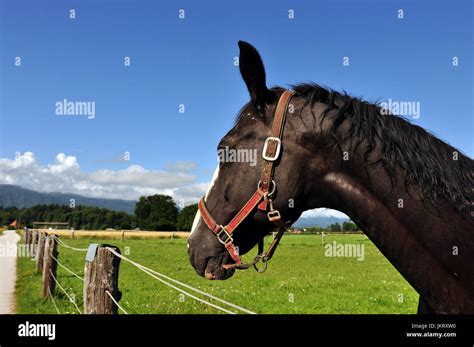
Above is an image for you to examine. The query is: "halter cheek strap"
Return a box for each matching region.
[198,189,266,265]
[198,90,295,271]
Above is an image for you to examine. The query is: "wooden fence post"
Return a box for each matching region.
[35,232,46,272]
[84,245,121,314]
[41,235,58,297]
[24,229,31,244]
[24,229,32,257]
[31,230,39,257]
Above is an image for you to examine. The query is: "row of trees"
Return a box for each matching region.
[0,204,134,230]
[0,195,199,231]
[329,221,359,232]
[300,221,360,233]
[1,194,359,232]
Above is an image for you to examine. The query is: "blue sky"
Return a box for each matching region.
[0,0,472,208]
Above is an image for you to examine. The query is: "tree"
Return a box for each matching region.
[0,205,135,231]
[134,195,178,231]
[1,207,18,227]
[328,223,342,232]
[177,203,198,231]
[342,221,359,232]
[135,196,151,225]
[120,220,131,230]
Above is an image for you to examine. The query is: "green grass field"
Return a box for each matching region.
[16,234,419,314]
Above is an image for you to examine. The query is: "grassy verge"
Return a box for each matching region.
[16,234,418,314]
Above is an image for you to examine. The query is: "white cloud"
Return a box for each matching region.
[0,152,206,205]
[0,152,353,217]
[300,208,349,219]
[0,151,36,170]
[48,153,79,174]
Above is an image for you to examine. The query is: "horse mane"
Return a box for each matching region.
[291,83,473,220]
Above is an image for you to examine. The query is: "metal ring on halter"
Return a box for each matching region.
[253,255,269,273]
[257,179,276,199]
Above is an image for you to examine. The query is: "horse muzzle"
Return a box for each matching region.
[203,252,236,280]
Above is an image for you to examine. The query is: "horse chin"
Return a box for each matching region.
[204,252,236,280]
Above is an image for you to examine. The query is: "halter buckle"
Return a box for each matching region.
[262,137,281,162]
[267,210,281,222]
[216,226,233,245]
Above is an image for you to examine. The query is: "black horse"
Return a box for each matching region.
[187,41,474,314]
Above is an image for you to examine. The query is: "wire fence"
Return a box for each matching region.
[49,269,82,314]
[53,235,88,252]
[48,287,61,314]
[106,247,256,314]
[105,290,128,314]
[27,230,257,315]
[51,254,84,282]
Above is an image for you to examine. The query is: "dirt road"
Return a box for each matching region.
[0,230,20,313]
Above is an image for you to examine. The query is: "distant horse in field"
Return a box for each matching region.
[187,41,474,314]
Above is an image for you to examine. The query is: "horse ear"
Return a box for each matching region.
[238,41,274,108]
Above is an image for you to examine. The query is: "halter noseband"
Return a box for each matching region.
[198,90,295,272]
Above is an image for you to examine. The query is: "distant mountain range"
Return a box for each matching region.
[0,184,350,227]
[0,184,136,213]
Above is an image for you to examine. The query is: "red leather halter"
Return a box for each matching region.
[198,90,295,272]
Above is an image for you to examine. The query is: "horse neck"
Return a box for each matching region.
[299,117,473,313]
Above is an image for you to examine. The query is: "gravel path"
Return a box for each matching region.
[0,230,21,314]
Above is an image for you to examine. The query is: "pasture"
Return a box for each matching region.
[16,233,419,314]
